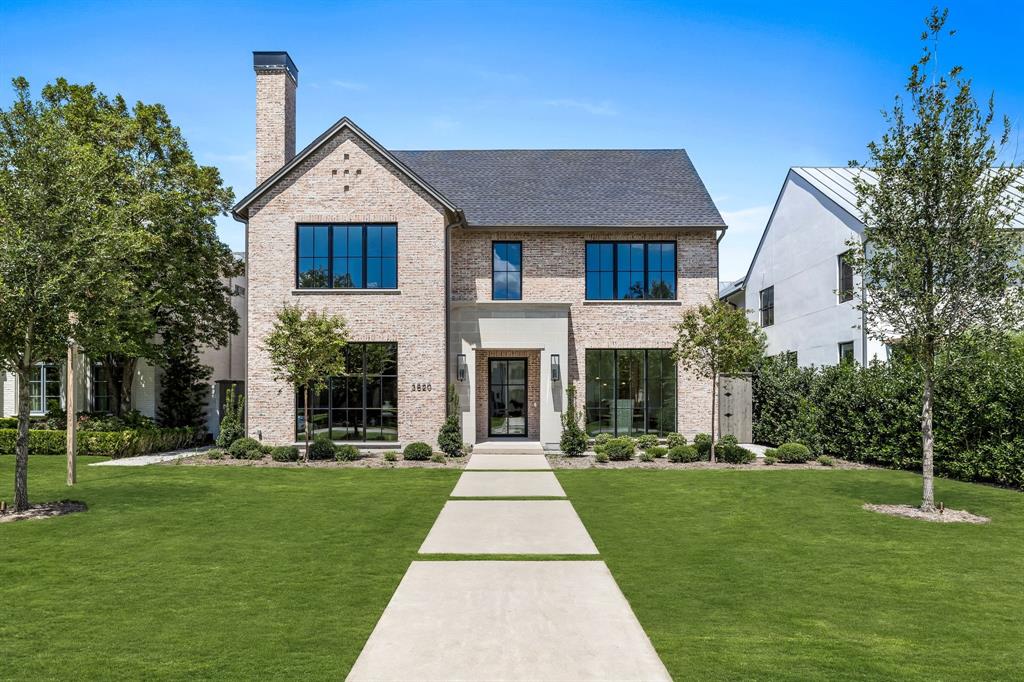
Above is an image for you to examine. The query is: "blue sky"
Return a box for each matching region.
[3,0,1023,280]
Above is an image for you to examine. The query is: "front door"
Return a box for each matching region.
[488,358,527,437]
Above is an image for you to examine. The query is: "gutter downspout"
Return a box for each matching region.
[444,210,468,417]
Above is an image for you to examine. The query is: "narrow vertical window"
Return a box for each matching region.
[838,251,854,303]
[759,286,775,327]
[29,363,61,414]
[585,243,614,300]
[492,241,522,300]
[838,341,855,364]
[297,225,330,288]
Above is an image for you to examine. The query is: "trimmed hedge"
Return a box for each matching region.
[693,433,712,459]
[604,437,636,461]
[334,444,360,461]
[665,432,687,448]
[0,417,18,429]
[0,427,198,458]
[775,442,811,463]
[403,442,433,461]
[635,434,659,450]
[228,437,265,460]
[307,433,336,461]
[270,446,299,462]
[668,444,701,463]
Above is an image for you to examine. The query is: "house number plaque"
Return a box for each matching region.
[411,383,433,392]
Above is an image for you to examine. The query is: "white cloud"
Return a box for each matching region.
[330,79,368,91]
[543,98,618,117]
[721,204,772,235]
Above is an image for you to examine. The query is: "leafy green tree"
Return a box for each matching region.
[263,305,349,461]
[673,298,766,462]
[559,382,588,456]
[848,9,1024,510]
[0,78,149,511]
[157,340,212,430]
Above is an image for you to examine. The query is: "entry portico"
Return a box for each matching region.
[451,302,569,449]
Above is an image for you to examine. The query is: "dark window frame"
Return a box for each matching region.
[584,240,677,301]
[837,251,855,303]
[759,286,775,327]
[838,341,855,365]
[584,348,677,437]
[491,241,523,301]
[487,357,528,437]
[295,223,398,290]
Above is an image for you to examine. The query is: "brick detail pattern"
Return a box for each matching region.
[246,127,449,446]
[474,349,541,441]
[255,69,296,184]
[451,230,718,438]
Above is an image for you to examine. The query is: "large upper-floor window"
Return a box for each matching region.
[585,349,676,436]
[29,363,61,415]
[296,224,397,289]
[585,241,676,300]
[295,342,398,442]
[492,241,522,300]
[759,286,775,327]
[837,251,854,303]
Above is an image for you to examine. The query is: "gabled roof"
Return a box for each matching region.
[391,149,726,228]
[231,120,726,228]
[232,117,460,220]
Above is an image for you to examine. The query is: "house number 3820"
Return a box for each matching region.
[411,382,432,392]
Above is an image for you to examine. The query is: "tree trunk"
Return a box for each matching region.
[14,366,31,512]
[921,368,935,511]
[303,385,311,464]
[119,356,137,415]
[709,373,717,464]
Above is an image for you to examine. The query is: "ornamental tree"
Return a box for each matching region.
[848,9,1024,510]
[673,298,766,462]
[263,305,350,461]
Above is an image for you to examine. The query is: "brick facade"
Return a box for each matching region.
[255,69,296,184]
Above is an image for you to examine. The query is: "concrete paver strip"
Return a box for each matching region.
[88,448,207,467]
[346,561,671,682]
[420,500,598,554]
[450,471,566,498]
[465,453,551,470]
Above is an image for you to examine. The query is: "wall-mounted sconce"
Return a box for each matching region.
[551,354,561,383]
[457,354,467,382]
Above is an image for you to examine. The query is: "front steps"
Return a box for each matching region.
[471,440,545,455]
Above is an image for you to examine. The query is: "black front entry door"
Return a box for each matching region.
[488,358,527,437]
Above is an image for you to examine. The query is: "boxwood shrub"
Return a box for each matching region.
[335,444,361,461]
[0,417,18,429]
[718,443,755,464]
[665,432,687,448]
[775,442,812,463]
[270,445,300,462]
[693,433,712,459]
[307,433,337,461]
[635,434,659,450]
[667,444,701,463]
[403,441,433,461]
[228,437,264,460]
[648,445,668,458]
[603,437,636,461]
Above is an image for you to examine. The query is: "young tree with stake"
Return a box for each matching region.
[849,9,1024,511]
[264,305,350,461]
[673,299,765,463]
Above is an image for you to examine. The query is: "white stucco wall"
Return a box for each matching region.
[199,267,247,435]
[743,172,886,367]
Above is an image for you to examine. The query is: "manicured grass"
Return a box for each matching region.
[0,456,458,679]
[558,468,1024,681]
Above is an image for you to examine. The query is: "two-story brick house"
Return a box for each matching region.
[234,52,726,450]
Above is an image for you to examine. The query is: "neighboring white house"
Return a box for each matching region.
[722,166,1024,367]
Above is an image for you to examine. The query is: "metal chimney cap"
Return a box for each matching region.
[253,51,298,84]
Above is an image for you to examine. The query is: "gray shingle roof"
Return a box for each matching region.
[391,149,726,228]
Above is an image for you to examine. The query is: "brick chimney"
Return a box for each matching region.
[253,51,297,184]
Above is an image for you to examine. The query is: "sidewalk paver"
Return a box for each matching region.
[420,500,597,554]
[451,471,565,498]
[346,561,671,682]
[89,447,207,467]
[465,453,550,470]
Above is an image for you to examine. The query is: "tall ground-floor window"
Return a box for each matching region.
[91,360,125,413]
[29,362,61,414]
[584,349,676,436]
[295,342,398,442]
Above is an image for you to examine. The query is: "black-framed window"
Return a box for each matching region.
[29,363,61,415]
[585,349,676,436]
[838,251,854,303]
[492,241,522,300]
[838,341,855,365]
[91,361,123,413]
[585,241,676,300]
[296,224,397,289]
[295,343,398,441]
[759,286,775,327]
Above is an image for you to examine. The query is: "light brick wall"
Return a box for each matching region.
[246,128,448,446]
[450,229,718,438]
[255,69,296,184]
[474,349,541,441]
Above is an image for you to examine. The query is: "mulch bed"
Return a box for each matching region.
[863,503,990,524]
[0,500,87,523]
[547,453,871,470]
[173,452,467,469]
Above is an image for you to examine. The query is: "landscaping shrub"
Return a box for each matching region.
[215,386,245,448]
[0,426,197,458]
[228,437,264,460]
[594,451,609,463]
[667,444,701,463]
[437,415,463,457]
[270,445,300,462]
[665,432,687,448]
[817,455,835,467]
[334,444,360,462]
[763,454,777,465]
[383,450,399,462]
[648,445,668,458]
[719,434,739,447]
[307,433,336,461]
[208,448,225,460]
[775,442,811,463]
[403,441,433,461]
[430,453,446,464]
[594,432,612,446]
[604,437,636,461]
[693,433,712,459]
[718,443,755,464]
[638,451,655,462]
[0,417,17,429]
[635,434,659,450]
[559,384,589,457]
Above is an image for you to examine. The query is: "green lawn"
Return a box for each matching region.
[0,456,458,679]
[558,468,1024,681]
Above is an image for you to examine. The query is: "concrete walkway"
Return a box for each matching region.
[88,446,209,467]
[348,447,670,681]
